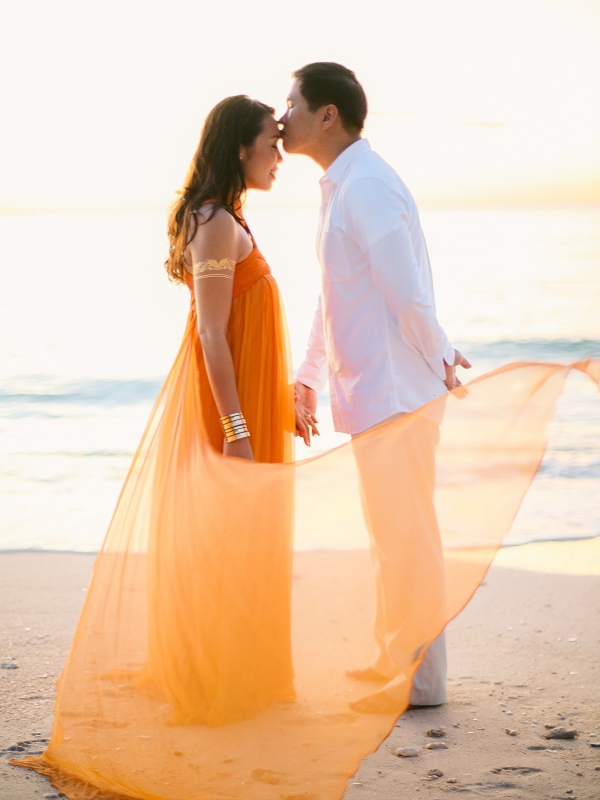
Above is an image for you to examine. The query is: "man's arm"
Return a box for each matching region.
[295,295,328,417]
[345,177,470,387]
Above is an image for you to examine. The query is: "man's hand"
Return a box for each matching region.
[294,382,319,445]
[295,381,318,416]
[444,349,472,392]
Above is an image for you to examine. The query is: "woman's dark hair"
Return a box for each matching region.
[292,62,367,133]
[165,95,274,283]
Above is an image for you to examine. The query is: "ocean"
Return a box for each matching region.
[0,205,599,552]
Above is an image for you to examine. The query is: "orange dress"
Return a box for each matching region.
[138,234,297,726]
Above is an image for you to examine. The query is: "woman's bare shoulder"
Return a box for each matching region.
[186,203,239,269]
[192,204,236,230]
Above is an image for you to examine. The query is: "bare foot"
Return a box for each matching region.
[345,667,388,682]
[349,689,403,714]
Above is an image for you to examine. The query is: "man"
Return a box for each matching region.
[279,62,471,713]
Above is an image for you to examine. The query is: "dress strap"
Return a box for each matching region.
[239,217,256,245]
[190,205,255,245]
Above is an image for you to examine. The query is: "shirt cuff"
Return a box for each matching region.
[442,340,455,367]
[295,361,328,395]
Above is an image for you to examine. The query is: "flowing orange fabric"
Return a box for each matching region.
[13,232,600,798]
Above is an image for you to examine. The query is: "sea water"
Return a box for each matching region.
[0,206,599,551]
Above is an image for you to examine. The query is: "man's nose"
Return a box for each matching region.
[278,110,288,125]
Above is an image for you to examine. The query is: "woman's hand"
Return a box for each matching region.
[223,437,254,460]
[295,399,319,446]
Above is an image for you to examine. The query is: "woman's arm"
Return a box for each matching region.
[188,208,253,460]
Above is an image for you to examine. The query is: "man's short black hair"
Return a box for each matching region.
[292,62,367,133]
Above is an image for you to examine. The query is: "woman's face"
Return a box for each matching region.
[240,116,283,191]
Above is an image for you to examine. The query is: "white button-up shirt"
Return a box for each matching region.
[296,139,455,435]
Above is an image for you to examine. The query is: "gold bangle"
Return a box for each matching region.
[224,429,250,443]
[221,419,245,427]
[220,412,251,442]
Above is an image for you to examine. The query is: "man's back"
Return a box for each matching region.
[298,138,454,434]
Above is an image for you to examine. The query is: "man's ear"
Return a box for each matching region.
[321,104,339,130]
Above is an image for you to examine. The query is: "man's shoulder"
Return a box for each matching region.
[343,149,414,205]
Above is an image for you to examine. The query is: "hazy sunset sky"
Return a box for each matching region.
[1,0,599,210]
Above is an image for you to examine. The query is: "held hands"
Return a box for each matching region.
[444,349,472,394]
[294,381,319,446]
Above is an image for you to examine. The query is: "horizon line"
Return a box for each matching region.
[2,199,600,217]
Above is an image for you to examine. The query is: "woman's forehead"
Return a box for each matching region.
[262,116,280,136]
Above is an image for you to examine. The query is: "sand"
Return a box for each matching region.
[1,541,599,800]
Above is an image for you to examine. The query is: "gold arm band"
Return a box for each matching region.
[193,258,236,279]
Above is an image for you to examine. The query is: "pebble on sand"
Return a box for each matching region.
[426,728,447,738]
[505,729,518,736]
[395,747,420,757]
[1,662,18,670]
[428,769,443,778]
[250,768,279,784]
[544,727,578,740]
[424,742,448,750]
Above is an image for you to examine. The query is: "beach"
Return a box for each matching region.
[1,539,599,800]
[2,0,600,795]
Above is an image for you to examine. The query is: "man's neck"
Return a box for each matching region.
[311,134,362,171]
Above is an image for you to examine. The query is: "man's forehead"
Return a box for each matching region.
[287,80,302,99]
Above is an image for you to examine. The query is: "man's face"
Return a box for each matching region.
[278,79,322,155]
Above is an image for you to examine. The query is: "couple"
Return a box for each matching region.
[16,61,600,800]
[170,61,470,717]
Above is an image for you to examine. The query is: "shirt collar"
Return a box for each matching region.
[321,138,371,187]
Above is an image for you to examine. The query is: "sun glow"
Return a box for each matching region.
[1,0,599,211]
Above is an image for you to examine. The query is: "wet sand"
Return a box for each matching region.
[1,540,599,800]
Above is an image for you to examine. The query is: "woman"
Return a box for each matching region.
[166,95,316,462]
[135,96,319,726]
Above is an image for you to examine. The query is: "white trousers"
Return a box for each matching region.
[353,415,447,706]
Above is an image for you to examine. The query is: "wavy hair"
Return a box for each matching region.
[165,96,274,283]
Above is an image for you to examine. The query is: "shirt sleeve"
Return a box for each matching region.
[295,295,329,393]
[344,177,455,380]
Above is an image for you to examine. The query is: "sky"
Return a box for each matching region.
[1,0,599,210]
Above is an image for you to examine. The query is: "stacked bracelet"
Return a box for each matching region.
[220,412,251,443]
